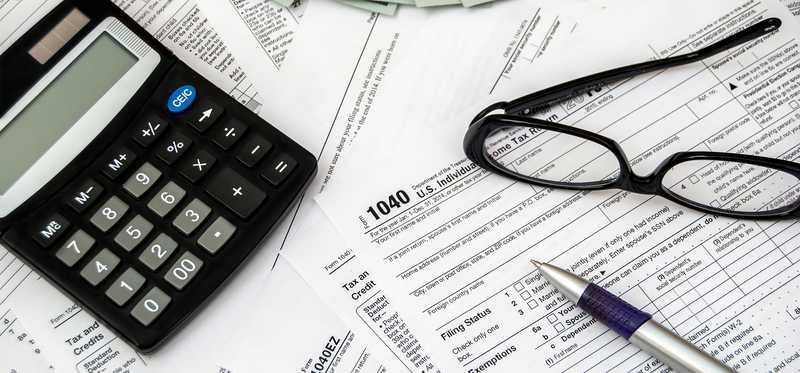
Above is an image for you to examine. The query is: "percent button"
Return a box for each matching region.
[156,132,193,165]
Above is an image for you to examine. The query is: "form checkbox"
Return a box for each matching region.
[513,282,524,292]
[791,100,799,110]
[554,322,565,332]
[521,291,531,300]
[689,175,699,184]
[527,300,539,309]
[547,314,558,324]
[710,199,721,208]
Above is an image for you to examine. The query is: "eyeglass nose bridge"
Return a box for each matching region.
[618,167,663,195]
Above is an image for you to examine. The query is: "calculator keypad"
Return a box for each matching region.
[131,287,171,326]
[155,132,192,165]
[164,251,203,290]
[132,113,169,147]
[206,168,265,219]
[66,179,104,213]
[198,217,235,254]
[148,182,185,217]
[123,162,161,198]
[178,149,216,182]
[80,249,120,286]
[90,197,129,232]
[101,147,137,180]
[139,234,178,270]
[32,213,71,248]
[55,230,94,267]
[106,268,146,306]
[114,215,154,252]
[1,63,315,352]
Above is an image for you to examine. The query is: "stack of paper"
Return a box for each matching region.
[5,0,800,371]
[275,0,501,15]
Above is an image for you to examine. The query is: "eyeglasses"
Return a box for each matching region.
[464,18,800,220]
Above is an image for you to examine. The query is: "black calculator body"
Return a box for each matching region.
[0,0,316,352]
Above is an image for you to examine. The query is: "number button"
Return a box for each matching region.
[138,234,178,271]
[55,230,95,267]
[261,153,297,186]
[156,132,192,165]
[178,149,216,183]
[147,182,186,218]
[105,268,145,306]
[211,118,247,150]
[123,162,161,198]
[133,113,169,147]
[90,197,129,232]
[66,179,104,213]
[79,249,120,286]
[236,135,272,167]
[101,147,137,180]
[164,252,203,290]
[173,199,211,235]
[114,215,153,252]
[131,287,171,326]
[31,213,70,248]
[197,217,236,254]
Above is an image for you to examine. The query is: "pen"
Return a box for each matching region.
[531,260,733,373]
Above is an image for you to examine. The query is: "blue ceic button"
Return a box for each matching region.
[166,85,197,113]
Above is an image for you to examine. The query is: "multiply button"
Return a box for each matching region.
[179,149,216,182]
[206,168,265,219]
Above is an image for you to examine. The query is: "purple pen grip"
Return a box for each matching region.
[577,283,651,339]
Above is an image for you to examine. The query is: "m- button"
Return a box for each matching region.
[206,168,265,219]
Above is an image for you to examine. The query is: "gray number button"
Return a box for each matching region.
[173,199,210,235]
[123,162,161,198]
[138,234,178,271]
[105,268,145,306]
[147,182,185,217]
[197,217,236,254]
[90,197,129,232]
[114,215,153,252]
[131,287,171,326]
[55,230,95,267]
[164,252,203,290]
[80,249,120,286]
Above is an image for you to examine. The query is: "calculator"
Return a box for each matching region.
[0,0,316,352]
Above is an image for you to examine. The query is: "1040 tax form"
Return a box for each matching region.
[318,0,800,371]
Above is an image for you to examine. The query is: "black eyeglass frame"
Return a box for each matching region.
[463,17,800,220]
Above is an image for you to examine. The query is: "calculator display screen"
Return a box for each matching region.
[0,33,137,194]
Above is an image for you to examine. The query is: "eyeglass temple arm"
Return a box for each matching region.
[484,17,781,120]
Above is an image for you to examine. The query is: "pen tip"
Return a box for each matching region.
[530,259,542,268]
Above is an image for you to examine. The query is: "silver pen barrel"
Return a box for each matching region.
[532,260,733,373]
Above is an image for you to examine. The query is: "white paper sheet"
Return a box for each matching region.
[317,0,800,371]
[223,255,389,373]
[210,1,587,372]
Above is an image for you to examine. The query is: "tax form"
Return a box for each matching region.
[317,0,800,371]
[203,1,586,372]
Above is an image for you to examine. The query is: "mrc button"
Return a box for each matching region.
[166,85,197,113]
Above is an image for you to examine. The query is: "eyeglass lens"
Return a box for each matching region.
[484,126,800,214]
[662,160,800,213]
[484,125,620,185]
